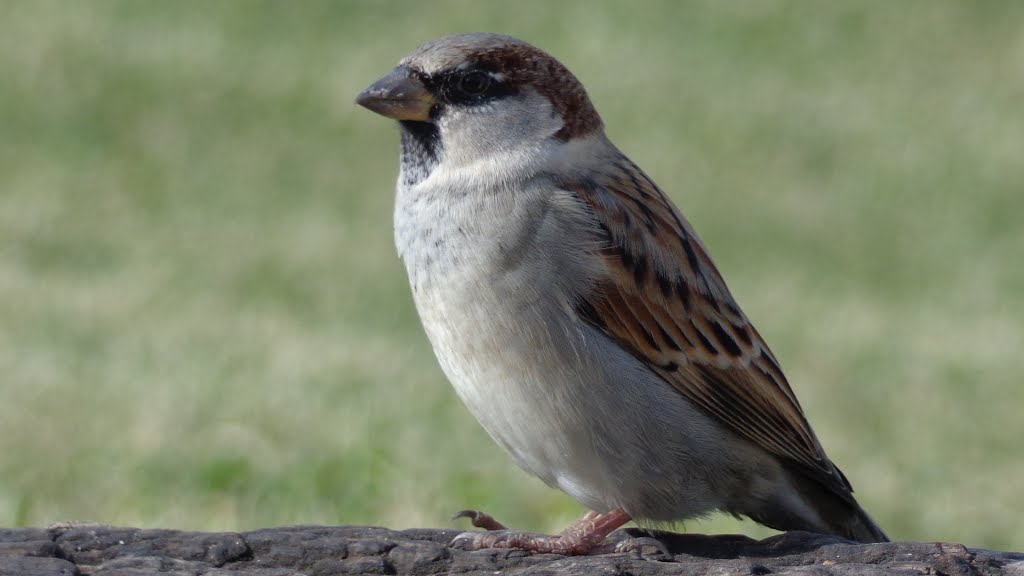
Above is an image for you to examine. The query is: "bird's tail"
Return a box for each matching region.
[790,468,889,543]
[820,495,889,543]
[750,466,889,543]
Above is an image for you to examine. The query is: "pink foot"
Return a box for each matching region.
[450,508,633,555]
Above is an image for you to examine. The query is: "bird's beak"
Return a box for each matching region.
[356,66,436,122]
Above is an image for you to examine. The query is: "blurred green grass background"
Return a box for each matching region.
[1,1,1022,551]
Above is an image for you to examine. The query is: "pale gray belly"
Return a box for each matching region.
[412,277,776,520]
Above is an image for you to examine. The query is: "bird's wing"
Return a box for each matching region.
[559,154,853,498]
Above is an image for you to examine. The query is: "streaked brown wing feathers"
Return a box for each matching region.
[562,156,851,494]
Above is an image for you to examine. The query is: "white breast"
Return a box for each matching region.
[393,159,617,500]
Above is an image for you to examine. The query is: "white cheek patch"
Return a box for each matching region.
[435,89,564,171]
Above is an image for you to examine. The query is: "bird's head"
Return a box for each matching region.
[357,33,604,184]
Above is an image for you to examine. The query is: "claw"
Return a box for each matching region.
[449,530,488,551]
[452,509,508,531]
[614,535,670,558]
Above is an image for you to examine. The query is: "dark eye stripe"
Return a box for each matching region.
[458,70,490,95]
[422,68,516,106]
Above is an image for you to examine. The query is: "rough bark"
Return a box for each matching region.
[1,523,1021,576]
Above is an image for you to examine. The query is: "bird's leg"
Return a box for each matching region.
[451,508,632,555]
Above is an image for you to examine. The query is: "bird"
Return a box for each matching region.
[356,32,888,554]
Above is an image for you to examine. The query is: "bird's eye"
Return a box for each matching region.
[457,71,491,96]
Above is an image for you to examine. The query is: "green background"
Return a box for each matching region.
[1,1,1021,551]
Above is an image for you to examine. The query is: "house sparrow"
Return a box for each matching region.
[356,33,889,554]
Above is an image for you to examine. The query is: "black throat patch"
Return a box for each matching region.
[399,121,441,188]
